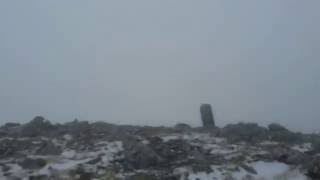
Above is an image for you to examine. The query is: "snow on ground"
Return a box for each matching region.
[292,143,312,153]
[0,163,26,179]
[177,161,308,180]
[162,133,310,180]
[160,134,184,142]
[0,131,313,180]
[63,134,73,141]
[209,144,238,155]
[260,141,279,146]
[170,134,310,180]
[251,161,308,180]
[160,132,226,144]
[0,140,124,179]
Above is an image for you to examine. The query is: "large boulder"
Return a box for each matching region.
[269,131,304,144]
[0,123,21,138]
[270,146,311,165]
[268,123,305,144]
[122,136,164,169]
[149,137,207,168]
[308,157,320,179]
[150,138,193,162]
[18,158,46,170]
[222,123,268,143]
[0,138,39,158]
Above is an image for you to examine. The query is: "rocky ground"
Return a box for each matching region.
[0,117,320,180]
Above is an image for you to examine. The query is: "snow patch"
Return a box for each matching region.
[292,143,312,153]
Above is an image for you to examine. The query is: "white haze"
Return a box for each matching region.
[0,1,319,132]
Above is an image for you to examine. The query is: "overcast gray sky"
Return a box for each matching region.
[0,1,319,132]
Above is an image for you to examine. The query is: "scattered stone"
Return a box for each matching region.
[174,123,191,131]
[270,146,311,165]
[126,173,158,180]
[149,138,199,166]
[222,123,268,143]
[29,175,48,180]
[1,164,10,172]
[5,176,21,180]
[191,160,213,173]
[36,140,62,155]
[0,117,317,180]
[242,174,255,180]
[1,123,21,130]
[122,137,164,169]
[0,138,36,157]
[20,116,55,137]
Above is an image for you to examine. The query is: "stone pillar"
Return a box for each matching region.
[200,104,215,128]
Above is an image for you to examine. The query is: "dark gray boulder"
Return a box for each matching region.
[122,136,164,169]
[29,175,49,180]
[18,158,46,169]
[222,123,268,143]
[268,123,288,132]
[0,138,38,158]
[152,139,193,162]
[36,140,62,155]
[308,157,320,179]
[64,120,91,136]
[270,146,311,165]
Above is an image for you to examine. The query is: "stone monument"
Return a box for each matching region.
[200,104,215,128]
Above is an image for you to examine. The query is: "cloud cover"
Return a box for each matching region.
[0,1,319,132]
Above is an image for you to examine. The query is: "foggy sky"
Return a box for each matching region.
[0,1,319,132]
